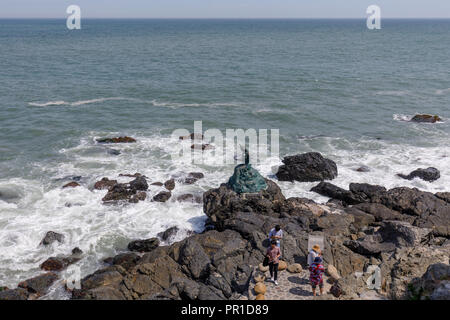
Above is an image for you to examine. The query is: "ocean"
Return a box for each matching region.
[0,19,449,298]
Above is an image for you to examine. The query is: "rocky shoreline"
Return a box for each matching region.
[0,148,449,300]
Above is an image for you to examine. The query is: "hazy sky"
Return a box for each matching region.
[1,0,450,19]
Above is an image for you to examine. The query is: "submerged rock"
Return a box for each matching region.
[62,182,80,188]
[129,176,148,191]
[40,248,83,271]
[153,191,171,202]
[397,167,440,182]
[157,226,179,241]
[40,231,65,246]
[356,166,371,173]
[276,152,338,182]
[94,178,118,190]
[410,114,442,123]
[96,136,136,143]
[102,183,136,202]
[191,144,214,151]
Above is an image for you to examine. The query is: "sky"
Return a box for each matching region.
[1,0,450,19]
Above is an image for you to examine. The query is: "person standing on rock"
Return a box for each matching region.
[309,256,325,296]
[268,225,283,248]
[266,240,281,285]
[307,245,321,266]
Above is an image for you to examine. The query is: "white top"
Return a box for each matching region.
[307,249,319,266]
[268,228,283,244]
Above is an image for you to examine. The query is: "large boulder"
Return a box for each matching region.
[397,167,440,182]
[311,182,364,205]
[18,273,59,297]
[203,179,285,231]
[276,152,338,182]
[408,263,450,300]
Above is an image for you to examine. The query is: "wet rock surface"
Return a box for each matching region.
[276,152,338,182]
[397,167,440,182]
[96,136,137,144]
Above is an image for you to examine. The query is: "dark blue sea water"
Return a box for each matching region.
[0,19,449,296]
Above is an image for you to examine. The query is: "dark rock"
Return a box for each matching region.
[94,178,118,190]
[151,182,163,186]
[153,191,172,202]
[129,192,147,203]
[183,177,198,184]
[178,238,211,280]
[352,203,407,222]
[397,167,440,182]
[345,238,396,256]
[72,247,83,255]
[410,114,442,123]
[276,152,338,182]
[40,249,83,271]
[96,136,136,143]
[102,183,136,202]
[344,207,376,230]
[436,192,450,204]
[377,221,430,247]
[0,288,29,300]
[380,187,450,237]
[18,273,58,296]
[158,227,179,241]
[191,144,214,151]
[128,238,160,253]
[356,166,370,173]
[63,182,80,188]
[311,182,364,205]
[312,213,355,236]
[129,176,148,191]
[112,253,140,271]
[40,231,65,246]
[164,179,175,191]
[330,282,343,298]
[188,172,204,179]
[203,179,285,231]
[349,183,387,203]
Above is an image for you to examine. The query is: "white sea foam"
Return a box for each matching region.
[28,97,244,109]
[375,90,410,97]
[28,101,67,107]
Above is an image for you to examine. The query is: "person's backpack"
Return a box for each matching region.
[263,256,269,267]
